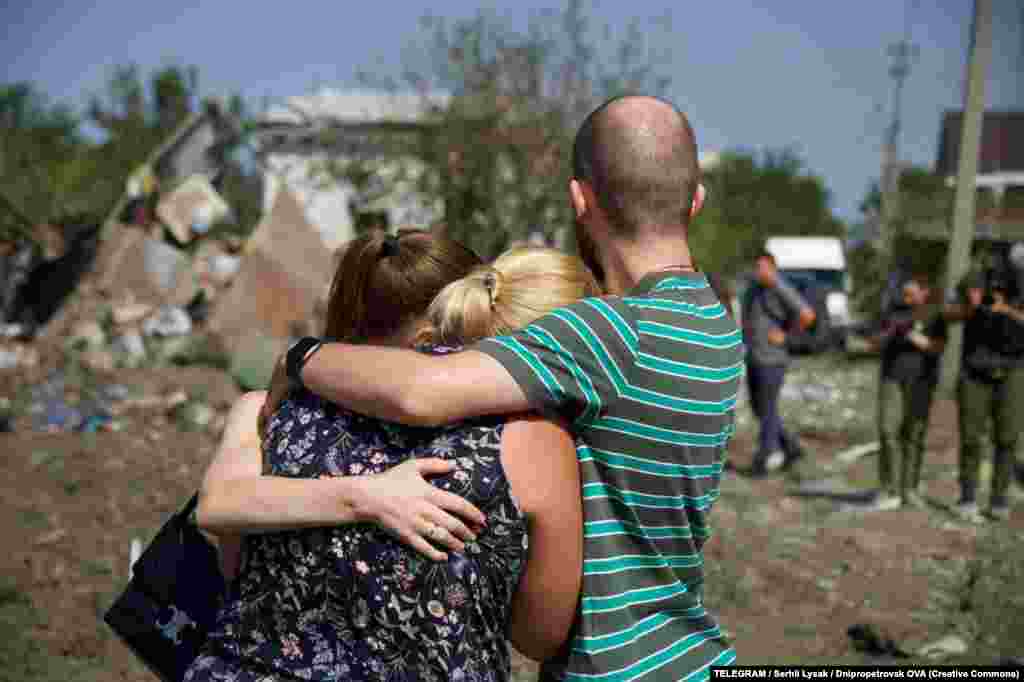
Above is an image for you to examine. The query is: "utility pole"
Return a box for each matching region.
[938,0,993,395]
[878,38,918,257]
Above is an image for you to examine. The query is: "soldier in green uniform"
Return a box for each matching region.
[870,276,947,509]
[946,268,1024,522]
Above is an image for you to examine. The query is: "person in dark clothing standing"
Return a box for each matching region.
[946,269,1024,522]
[741,251,816,476]
[870,276,947,510]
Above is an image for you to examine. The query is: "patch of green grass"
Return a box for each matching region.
[783,623,820,638]
[124,478,147,497]
[959,526,1024,659]
[19,509,48,529]
[79,431,98,453]
[97,305,115,338]
[80,559,112,578]
[30,449,58,469]
[30,448,83,494]
[172,337,231,371]
[0,578,25,607]
[702,526,755,609]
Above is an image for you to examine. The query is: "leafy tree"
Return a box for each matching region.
[847,166,954,319]
[89,65,262,239]
[687,148,845,276]
[337,1,675,259]
[0,82,92,240]
[2,66,263,248]
[85,64,200,220]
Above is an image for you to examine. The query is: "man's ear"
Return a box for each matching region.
[569,179,588,220]
[690,183,707,219]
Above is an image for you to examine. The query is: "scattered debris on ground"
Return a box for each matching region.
[2,326,1022,679]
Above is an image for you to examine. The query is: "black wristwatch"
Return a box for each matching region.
[286,337,324,390]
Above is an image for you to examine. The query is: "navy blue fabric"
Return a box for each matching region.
[186,347,528,682]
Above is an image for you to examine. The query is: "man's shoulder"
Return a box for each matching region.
[533,295,639,340]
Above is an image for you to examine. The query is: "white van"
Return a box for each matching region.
[764,236,854,350]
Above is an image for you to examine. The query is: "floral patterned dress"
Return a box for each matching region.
[185,348,528,682]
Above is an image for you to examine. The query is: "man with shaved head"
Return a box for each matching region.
[262,95,740,679]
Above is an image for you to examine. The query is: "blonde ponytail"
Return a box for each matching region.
[427,268,496,346]
[427,247,601,345]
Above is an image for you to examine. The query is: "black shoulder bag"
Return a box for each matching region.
[103,493,226,682]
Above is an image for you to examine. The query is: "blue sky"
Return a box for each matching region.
[3,0,1022,223]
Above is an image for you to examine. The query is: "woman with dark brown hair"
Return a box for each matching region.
[186,230,589,681]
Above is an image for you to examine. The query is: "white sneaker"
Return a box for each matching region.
[988,504,1011,521]
[954,501,984,523]
[765,451,786,472]
[872,494,902,511]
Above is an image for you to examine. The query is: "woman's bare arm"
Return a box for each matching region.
[501,415,583,662]
[198,392,268,580]
[197,392,486,561]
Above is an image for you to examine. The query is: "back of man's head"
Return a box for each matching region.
[572,95,700,238]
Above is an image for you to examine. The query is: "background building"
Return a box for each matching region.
[251,89,448,249]
[935,110,1024,243]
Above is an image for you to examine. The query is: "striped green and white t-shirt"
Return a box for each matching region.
[474,270,742,681]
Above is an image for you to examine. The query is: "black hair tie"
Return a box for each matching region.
[379,235,399,258]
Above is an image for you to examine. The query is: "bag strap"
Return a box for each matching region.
[752,285,791,328]
[178,492,201,522]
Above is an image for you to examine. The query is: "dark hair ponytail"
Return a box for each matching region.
[324,229,481,343]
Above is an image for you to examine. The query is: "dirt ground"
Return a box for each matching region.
[1,352,1022,680]
[712,395,1023,664]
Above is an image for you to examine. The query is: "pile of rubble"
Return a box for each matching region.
[2,167,338,405]
[2,95,345,425]
[67,301,196,373]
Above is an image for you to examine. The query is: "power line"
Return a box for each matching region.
[877,0,919,253]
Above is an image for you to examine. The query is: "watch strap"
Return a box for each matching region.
[286,337,324,389]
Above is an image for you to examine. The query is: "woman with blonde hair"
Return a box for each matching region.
[187,235,598,681]
[429,245,602,345]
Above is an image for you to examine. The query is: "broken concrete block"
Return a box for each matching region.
[0,343,39,370]
[112,331,146,360]
[143,238,190,294]
[207,251,320,351]
[112,303,154,326]
[164,390,189,410]
[142,305,192,337]
[81,349,116,373]
[244,186,334,295]
[207,254,241,285]
[156,174,231,245]
[70,320,106,349]
[96,226,197,305]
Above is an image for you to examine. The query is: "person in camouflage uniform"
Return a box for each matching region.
[870,276,947,510]
[945,269,1024,522]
